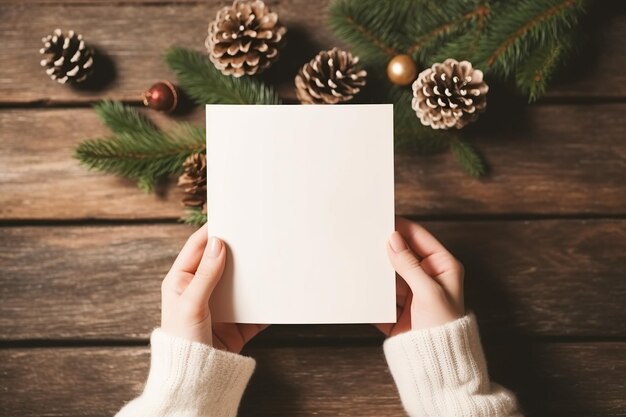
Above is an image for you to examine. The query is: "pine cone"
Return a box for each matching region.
[39,28,94,84]
[178,153,207,208]
[295,48,367,104]
[205,0,287,77]
[411,59,488,130]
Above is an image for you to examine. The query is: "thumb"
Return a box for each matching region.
[184,236,226,304]
[387,231,433,293]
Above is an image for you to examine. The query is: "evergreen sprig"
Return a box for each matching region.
[328,0,409,62]
[74,101,205,192]
[405,0,490,63]
[515,38,571,102]
[180,207,208,226]
[329,0,586,100]
[474,0,584,77]
[165,47,281,105]
[450,138,487,178]
[329,0,586,177]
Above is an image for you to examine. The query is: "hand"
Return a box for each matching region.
[375,217,465,337]
[161,224,268,353]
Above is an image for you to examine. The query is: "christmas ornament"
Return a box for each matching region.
[411,59,488,130]
[40,28,94,84]
[142,81,179,113]
[386,54,418,86]
[205,0,287,77]
[295,48,367,104]
[178,153,207,208]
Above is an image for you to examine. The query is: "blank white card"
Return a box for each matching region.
[207,104,396,324]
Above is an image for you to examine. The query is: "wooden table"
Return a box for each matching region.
[1,1,625,416]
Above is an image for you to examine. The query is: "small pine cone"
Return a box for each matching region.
[295,48,367,104]
[178,153,207,208]
[39,28,94,84]
[205,0,287,77]
[412,59,488,130]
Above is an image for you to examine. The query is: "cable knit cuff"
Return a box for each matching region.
[116,329,255,417]
[383,314,520,417]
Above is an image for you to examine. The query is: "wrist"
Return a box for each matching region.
[385,315,486,387]
[383,314,520,416]
[121,329,255,416]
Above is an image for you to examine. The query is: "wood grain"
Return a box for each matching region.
[0,108,187,220]
[0,0,339,104]
[1,220,624,341]
[0,343,624,416]
[0,2,624,104]
[1,103,625,220]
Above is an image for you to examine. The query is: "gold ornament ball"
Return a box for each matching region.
[386,54,418,86]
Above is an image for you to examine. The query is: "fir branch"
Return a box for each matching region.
[180,207,207,226]
[476,0,584,76]
[406,2,490,61]
[328,0,412,62]
[516,39,569,102]
[450,138,487,177]
[94,100,157,135]
[165,47,281,105]
[75,102,205,191]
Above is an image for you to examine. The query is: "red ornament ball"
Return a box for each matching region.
[142,81,179,113]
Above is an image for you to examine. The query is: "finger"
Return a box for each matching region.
[373,304,402,335]
[395,217,450,260]
[396,276,410,307]
[387,231,436,294]
[211,323,269,353]
[237,323,270,345]
[169,224,209,275]
[395,218,463,302]
[184,236,226,304]
[373,322,393,335]
[420,252,464,309]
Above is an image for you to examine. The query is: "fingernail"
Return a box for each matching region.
[389,231,408,253]
[208,237,222,258]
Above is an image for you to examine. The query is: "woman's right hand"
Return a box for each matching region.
[161,224,268,353]
[375,217,465,337]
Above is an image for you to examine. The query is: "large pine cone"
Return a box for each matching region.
[205,0,287,77]
[412,59,488,130]
[295,48,367,104]
[39,29,94,84]
[178,153,207,208]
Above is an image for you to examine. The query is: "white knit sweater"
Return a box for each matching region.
[116,315,521,417]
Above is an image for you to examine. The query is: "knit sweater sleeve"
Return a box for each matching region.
[383,314,522,417]
[115,328,255,417]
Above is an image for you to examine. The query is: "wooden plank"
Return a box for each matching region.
[0,108,187,220]
[1,103,625,220]
[0,2,625,103]
[1,220,624,341]
[0,1,338,104]
[0,343,624,416]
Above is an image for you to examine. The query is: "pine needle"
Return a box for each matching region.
[165,47,280,105]
[450,138,487,177]
[405,0,489,62]
[180,207,208,226]
[475,0,584,77]
[74,102,205,191]
[94,100,157,135]
[516,39,570,102]
[328,0,412,61]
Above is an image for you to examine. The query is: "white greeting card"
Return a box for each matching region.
[207,104,396,324]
